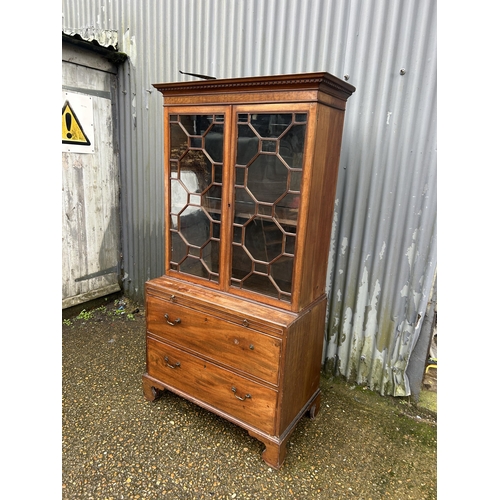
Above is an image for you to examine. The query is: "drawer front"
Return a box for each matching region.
[147,338,277,434]
[147,294,281,385]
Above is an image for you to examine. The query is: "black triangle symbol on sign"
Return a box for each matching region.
[62,100,91,146]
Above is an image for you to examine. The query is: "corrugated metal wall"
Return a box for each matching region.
[62,0,437,396]
[324,0,437,397]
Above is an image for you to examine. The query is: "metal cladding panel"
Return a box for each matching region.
[325,0,437,396]
[62,0,437,396]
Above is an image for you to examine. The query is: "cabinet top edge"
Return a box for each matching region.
[152,72,356,101]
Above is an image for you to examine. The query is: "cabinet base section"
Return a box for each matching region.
[142,373,321,469]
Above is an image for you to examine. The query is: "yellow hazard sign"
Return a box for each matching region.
[62,100,91,146]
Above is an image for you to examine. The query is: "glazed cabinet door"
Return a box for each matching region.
[166,107,231,287]
[229,105,313,305]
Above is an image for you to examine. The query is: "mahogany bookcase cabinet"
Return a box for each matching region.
[143,72,355,469]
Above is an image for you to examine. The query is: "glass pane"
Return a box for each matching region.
[234,187,256,218]
[251,114,292,138]
[205,125,224,163]
[275,193,300,225]
[231,245,252,280]
[179,207,211,247]
[212,222,221,239]
[214,164,223,183]
[237,126,259,165]
[244,218,282,262]
[203,185,222,217]
[170,214,180,231]
[180,115,211,135]
[189,245,200,256]
[190,137,202,148]
[270,256,294,293]
[235,166,246,186]
[170,161,179,178]
[179,152,211,193]
[279,124,306,168]
[247,155,288,203]
[169,113,224,283]
[170,231,187,263]
[233,225,243,244]
[241,274,279,298]
[284,234,296,255]
[180,257,209,279]
[262,140,277,153]
[257,204,273,217]
[171,179,188,215]
[290,170,302,191]
[170,123,188,159]
[254,262,269,274]
[202,240,219,274]
[231,112,307,301]
[190,194,201,205]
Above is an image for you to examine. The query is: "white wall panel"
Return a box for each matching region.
[62,42,121,308]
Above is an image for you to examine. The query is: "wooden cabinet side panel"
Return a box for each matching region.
[297,106,347,310]
[277,297,327,433]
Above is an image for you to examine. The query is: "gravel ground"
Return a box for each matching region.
[62,297,437,499]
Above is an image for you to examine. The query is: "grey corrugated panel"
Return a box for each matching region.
[62,0,437,396]
[324,0,437,396]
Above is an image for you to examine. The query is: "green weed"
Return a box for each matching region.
[76,309,93,321]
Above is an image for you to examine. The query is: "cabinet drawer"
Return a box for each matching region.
[147,338,277,434]
[147,294,282,385]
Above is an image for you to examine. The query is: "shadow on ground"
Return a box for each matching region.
[62,297,437,499]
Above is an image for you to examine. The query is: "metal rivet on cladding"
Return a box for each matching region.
[400,68,406,75]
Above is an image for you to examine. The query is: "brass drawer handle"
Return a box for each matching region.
[164,313,181,326]
[232,386,251,401]
[164,356,180,369]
